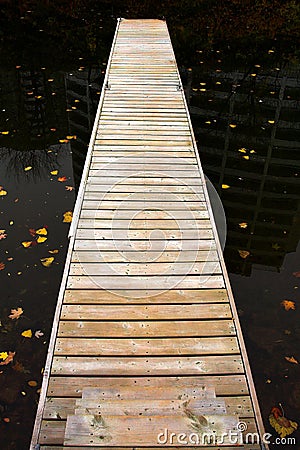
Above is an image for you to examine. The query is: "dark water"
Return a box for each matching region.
[0,2,300,449]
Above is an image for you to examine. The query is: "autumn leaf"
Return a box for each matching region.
[21,329,32,338]
[22,241,32,248]
[242,155,250,160]
[239,222,248,229]
[221,184,230,189]
[0,188,7,196]
[0,233,7,240]
[269,407,298,438]
[35,330,44,339]
[0,351,15,365]
[50,170,58,175]
[238,148,247,153]
[58,176,67,182]
[8,308,23,320]
[66,135,77,140]
[65,186,74,191]
[0,262,5,270]
[36,227,47,236]
[29,228,36,236]
[0,352,8,360]
[28,380,38,387]
[238,250,250,259]
[59,139,69,143]
[24,166,32,171]
[48,249,58,254]
[285,356,298,364]
[40,257,54,267]
[292,271,300,278]
[281,300,296,311]
[63,211,73,223]
[229,124,237,128]
[272,243,280,250]
[37,236,47,244]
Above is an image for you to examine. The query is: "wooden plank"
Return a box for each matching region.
[63,288,228,304]
[83,192,205,202]
[39,420,65,445]
[75,229,213,241]
[58,319,235,338]
[60,303,231,320]
[54,337,239,356]
[66,274,225,290]
[52,355,243,376]
[69,261,221,276]
[47,375,250,398]
[63,414,243,447]
[77,218,210,229]
[71,249,219,263]
[80,210,208,219]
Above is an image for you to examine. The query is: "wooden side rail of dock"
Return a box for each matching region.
[31,18,266,449]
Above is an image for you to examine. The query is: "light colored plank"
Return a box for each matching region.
[80,210,208,219]
[51,355,244,376]
[69,261,221,276]
[75,229,213,241]
[47,375,250,398]
[66,274,225,290]
[60,303,231,320]
[54,337,239,356]
[77,218,210,229]
[58,319,235,338]
[81,200,206,210]
[39,420,65,445]
[83,192,204,202]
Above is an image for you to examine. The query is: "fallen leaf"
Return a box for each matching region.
[1,131,9,135]
[65,186,74,191]
[63,211,73,223]
[272,243,280,250]
[59,139,69,143]
[0,233,7,240]
[239,222,248,229]
[28,380,38,387]
[229,124,237,128]
[58,176,67,182]
[0,351,15,365]
[292,271,300,278]
[238,250,250,259]
[8,308,23,320]
[9,221,13,225]
[238,148,247,153]
[0,189,7,196]
[268,120,275,124]
[281,300,296,311]
[22,241,32,248]
[0,262,5,270]
[66,135,77,140]
[29,228,36,236]
[242,155,250,160]
[35,330,44,339]
[221,184,230,189]
[48,249,58,254]
[50,170,58,175]
[40,257,54,267]
[285,356,298,364]
[24,166,32,171]
[3,418,10,423]
[37,236,47,244]
[21,329,32,338]
[0,352,8,360]
[36,227,47,236]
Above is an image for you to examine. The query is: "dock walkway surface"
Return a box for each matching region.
[31,19,265,449]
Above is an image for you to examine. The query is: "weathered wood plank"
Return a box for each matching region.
[75,229,213,241]
[58,319,235,338]
[47,375,250,398]
[60,304,231,320]
[63,288,228,304]
[80,209,208,219]
[54,336,239,356]
[77,218,210,229]
[51,355,243,376]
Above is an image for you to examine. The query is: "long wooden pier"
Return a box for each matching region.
[31,19,265,449]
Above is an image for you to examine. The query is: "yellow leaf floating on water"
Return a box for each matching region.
[238,148,247,153]
[268,120,275,124]
[0,352,8,360]
[37,236,47,244]
[221,184,230,189]
[21,329,32,338]
[0,189,7,196]
[239,222,248,229]
[50,170,58,175]
[24,166,32,171]
[40,257,54,267]
[285,356,298,364]
[63,211,73,223]
[269,408,298,439]
[242,155,250,160]
[1,131,9,135]
[281,300,296,311]
[36,227,47,236]
[48,249,59,254]
[28,380,38,387]
[238,249,250,259]
[22,241,32,248]
[229,124,237,128]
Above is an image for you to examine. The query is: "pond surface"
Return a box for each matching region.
[0,2,300,449]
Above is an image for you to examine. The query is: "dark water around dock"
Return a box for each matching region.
[0,2,300,449]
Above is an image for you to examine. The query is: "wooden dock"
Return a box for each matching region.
[31,19,265,449]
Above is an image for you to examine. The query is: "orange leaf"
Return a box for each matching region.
[292,271,300,278]
[58,176,67,182]
[8,308,23,320]
[0,351,15,365]
[285,356,299,364]
[22,241,32,248]
[281,300,296,311]
[238,250,250,259]
[0,262,5,270]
